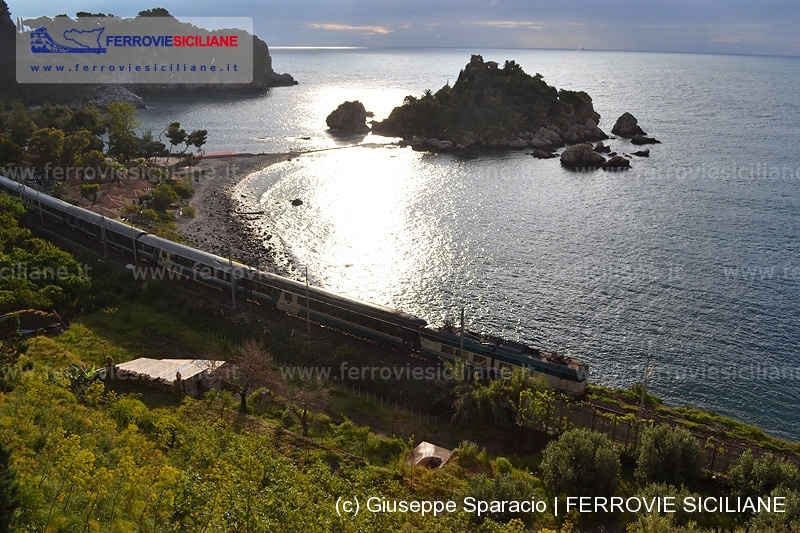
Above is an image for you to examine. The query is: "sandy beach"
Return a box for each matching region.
[176,152,298,277]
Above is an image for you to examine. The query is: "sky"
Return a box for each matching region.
[6,0,800,56]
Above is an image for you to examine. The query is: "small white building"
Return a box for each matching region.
[114,358,225,397]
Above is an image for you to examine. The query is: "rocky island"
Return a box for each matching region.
[371,54,608,152]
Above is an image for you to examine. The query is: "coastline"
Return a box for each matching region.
[176,152,298,277]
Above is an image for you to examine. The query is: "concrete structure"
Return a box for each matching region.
[407,441,452,469]
[114,358,225,397]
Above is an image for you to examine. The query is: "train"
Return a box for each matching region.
[0,174,589,396]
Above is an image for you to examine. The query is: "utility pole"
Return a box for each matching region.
[228,243,236,309]
[305,266,310,338]
[638,355,657,420]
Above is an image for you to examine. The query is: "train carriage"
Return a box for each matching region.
[0,172,589,396]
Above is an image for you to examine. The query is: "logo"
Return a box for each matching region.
[30,26,107,54]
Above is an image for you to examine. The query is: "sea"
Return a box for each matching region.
[138,48,800,440]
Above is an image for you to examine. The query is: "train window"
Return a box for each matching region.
[472,355,487,366]
[441,345,454,356]
[283,293,293,302]
[297,297,307,307]
[362,317,378,330]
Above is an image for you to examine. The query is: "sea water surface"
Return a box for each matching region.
[139,49,800,440]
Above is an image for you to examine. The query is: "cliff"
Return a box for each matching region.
[372,54,607,150]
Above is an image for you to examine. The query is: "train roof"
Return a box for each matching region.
[1,175,426,329]
[0,175,146,239]
[142,233,427,327]
[422,326,587,372]
[138,233,257,272]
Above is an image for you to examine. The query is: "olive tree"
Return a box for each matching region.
[540,428,620,497]
[635,424,703,486]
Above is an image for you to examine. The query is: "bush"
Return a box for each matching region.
[727,449,800,498]
[455,440,490,469]
[152,183,179,211]
[182,205,196,218]
[539,428,619,497]
[635,424,703,486]
[173,181,195,199]
[453,470,544,525]
[140,208,159,222]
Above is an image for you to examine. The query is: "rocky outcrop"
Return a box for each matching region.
[87,85,146,109]
[530,127,564,151]
[594,141,611,153]
[560,143,607,169]
[602,155,631,170]
[632,149,650,157]
[269,71,298,87]
[326,101,373,134]
[371,55,609,152]
[611,112,646,138]
[631,135,661,145]
[531,149,557,159]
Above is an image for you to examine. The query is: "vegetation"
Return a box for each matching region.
[0,193,90,313]
[2,114,800,531]
[635,424,703,486]
[0,441,19,533]
[372,54,598,145]
[727,450,800,499]
[539,428,620,498]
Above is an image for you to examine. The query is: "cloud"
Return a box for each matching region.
[464,20,546,30]
[306,23,392,35]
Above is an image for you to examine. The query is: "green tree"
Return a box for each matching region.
[151,183,178,211]
[8,102,34,147]
[61,129,93,167]
[0,441,19,533]
[165,122,187,161]
[33,104,74,131]
[453,369,547,429]
[540,428,620,497]
[80,183,100,203]
[186,129,208,155]
[105,102,140,163]
[139,130,166,163]
[0,133,20,164]
[28,127,64,167]
[727,449,800,499]
[138,7,172,17]
[72,105,106,137]
[635,424,703,486]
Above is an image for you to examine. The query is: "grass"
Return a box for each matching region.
[77,302,233,361]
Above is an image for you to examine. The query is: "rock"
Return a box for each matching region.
[88,85,146,108]
[530,127,564,150]
[509,137,529,149]
[424,138,453,151]
[632,149,650,157]
[531,149,557,159]
[611,112,646,138]
[269,71,298,86]
[326,101,372,134]
[603,155,631,170]
[631,135,661,145]
[594,141,611,153]
[291,198,303,206]
[560,143,607,169]
[561,123,607,144]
